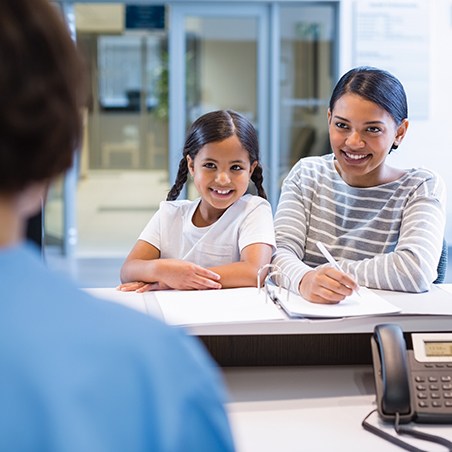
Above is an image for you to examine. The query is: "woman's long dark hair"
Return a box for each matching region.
[167,109,266,200]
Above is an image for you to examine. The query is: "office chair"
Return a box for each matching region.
[433,239,448,284]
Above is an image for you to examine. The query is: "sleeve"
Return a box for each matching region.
[339,174,447,292]
[272,167,316,293]
[238,198,276,252]
[138,206,162,250]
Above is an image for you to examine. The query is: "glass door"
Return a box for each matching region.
[168,4,270,199]
[277,3,338,187]
[47,3,171,258]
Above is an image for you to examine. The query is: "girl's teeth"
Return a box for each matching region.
[215,189,230,194]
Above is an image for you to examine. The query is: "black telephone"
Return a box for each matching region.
[371,323,452,424]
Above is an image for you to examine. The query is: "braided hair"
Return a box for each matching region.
[167,110,267,200]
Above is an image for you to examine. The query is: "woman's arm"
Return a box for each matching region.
[274,166,446,295]
[339,189,446,292]
[272,169,314,292]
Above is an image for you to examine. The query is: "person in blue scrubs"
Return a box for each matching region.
[0,1,234,451]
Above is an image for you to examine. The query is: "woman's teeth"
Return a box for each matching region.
[345,152,367,160]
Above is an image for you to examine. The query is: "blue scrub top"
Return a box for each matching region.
[0,243,235,452]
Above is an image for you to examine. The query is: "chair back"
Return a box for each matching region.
[433,239,448,284]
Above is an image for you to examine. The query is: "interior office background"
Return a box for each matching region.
[45,0,452,287]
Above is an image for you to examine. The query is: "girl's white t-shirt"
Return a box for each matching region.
[138,194,275,268]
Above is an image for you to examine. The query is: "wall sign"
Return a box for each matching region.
[352,0,429,119]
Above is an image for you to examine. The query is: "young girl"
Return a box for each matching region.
[119,109,275,292]
[273,66,446,304]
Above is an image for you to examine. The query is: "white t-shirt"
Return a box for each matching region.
[139,194,276,268]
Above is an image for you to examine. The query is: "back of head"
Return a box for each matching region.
[0,0,85,194]
[329,66,408,125]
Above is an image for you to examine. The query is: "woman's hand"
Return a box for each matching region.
[299,267,359,304]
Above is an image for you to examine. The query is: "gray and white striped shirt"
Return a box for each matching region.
[273,154,446,293]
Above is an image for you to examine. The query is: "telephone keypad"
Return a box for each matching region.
[411,359,452,416]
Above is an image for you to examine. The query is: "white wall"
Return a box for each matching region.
[339,0,452,242]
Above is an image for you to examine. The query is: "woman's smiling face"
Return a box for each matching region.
[328,93,408,187]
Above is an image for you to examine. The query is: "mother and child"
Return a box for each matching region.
[118,66,446,304]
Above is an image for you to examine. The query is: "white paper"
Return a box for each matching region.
[155,286,401,325]
[155,287,286,326]
[276,286,401,318]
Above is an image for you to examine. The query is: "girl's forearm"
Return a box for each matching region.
[209,262,265,288]
[120,259,160,284]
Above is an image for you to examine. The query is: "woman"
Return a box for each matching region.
[273,66,446,304]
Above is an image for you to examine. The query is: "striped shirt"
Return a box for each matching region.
[273,154,446,293]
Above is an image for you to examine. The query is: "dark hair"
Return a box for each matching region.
[167,109,267,200]
[329,66,407,150]
[0,0,85,193]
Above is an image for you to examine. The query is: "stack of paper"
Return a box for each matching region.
[155,287,286,325]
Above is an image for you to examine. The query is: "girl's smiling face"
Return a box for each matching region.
[187,134,257,224]
[328,93,408,187]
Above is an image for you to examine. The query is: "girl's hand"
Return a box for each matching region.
[119,259,221,291]
[117,281,171,292]
[299,267,358,304]
[157,260,222,290]
[116,281,148,292]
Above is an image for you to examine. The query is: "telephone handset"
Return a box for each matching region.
[371,323,452,424]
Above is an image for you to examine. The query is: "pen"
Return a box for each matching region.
[316,241,361,297]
